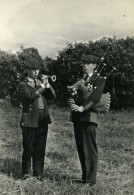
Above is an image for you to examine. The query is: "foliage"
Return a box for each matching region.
[47,37,134,109]
[17,46,43,65]
[0,47,43,105]
[0,50,21,105]
[0,37,134,109]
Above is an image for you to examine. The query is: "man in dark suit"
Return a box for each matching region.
[69,55,108,186]
[18,59,56,180]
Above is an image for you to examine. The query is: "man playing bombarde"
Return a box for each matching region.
[18,59,56,180]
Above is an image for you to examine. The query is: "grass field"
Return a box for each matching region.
[0,102,134,195]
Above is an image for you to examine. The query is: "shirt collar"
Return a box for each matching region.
[84,73,93,78]
[27,77,34,82]
[89,73,93,77]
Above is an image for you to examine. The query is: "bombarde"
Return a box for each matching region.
[39,74,56,82]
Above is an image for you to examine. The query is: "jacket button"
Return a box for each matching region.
[22,123,24,126]
[29,108,32,111]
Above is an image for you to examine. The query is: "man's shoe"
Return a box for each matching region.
[33,176,43,181]
[21,174,31,180]
[71,179,84,184]
[84,182,95,187]
[83,180,95,186]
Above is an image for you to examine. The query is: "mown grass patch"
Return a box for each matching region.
[0,103,134,194]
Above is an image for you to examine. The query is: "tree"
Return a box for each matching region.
[0,37,134,109]
[0,46,44,105]
[46,37,134,109]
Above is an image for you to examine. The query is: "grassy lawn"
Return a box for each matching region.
[0,102,134,195]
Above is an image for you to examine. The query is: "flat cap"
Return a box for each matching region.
[24,59,42,69]
[81,55,98,64]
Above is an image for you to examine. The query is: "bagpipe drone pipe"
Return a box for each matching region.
[67,52,116,113]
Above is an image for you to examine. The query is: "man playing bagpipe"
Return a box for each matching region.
[68,55,110,186]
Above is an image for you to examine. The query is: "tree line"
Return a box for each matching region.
[0,37,134,110]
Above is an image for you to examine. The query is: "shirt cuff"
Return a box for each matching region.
[45,83,50,88]
[81,106,85,112]
[40,84,45,88]
[84,101,93,110]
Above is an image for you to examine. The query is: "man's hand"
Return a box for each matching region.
[70,104,85,112]
[68,98,75,106]
[40,75,50,88]
[40,75,48,84]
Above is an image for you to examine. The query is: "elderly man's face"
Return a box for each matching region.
[25,68,40,79]
[82,63,96,75]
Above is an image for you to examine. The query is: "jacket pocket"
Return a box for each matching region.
[90,111,98,124]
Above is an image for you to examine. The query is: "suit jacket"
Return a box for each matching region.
[71,75,105,124]
[18,77,56,128]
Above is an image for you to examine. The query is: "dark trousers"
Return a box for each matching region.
[74,122,98,184]
[22,111,48,178]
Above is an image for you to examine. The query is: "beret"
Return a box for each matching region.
[24,59,42,69]
[81,55,98,64]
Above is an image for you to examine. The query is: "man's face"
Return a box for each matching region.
[25,68,40,79]
[82,63,96,75]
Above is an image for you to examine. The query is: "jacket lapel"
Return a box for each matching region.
[27,78,41,88]
[35,79,41,86]
[27,81,35,88]
[24,77,35,88]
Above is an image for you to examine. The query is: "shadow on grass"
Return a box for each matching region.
[0,158,22,179]
[43,165,80,184]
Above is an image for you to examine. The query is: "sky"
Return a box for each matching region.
[0,0,134,58]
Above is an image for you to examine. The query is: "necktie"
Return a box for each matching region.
[34,79,37,87]
[84,75,91,86]
[84,74,89,82]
